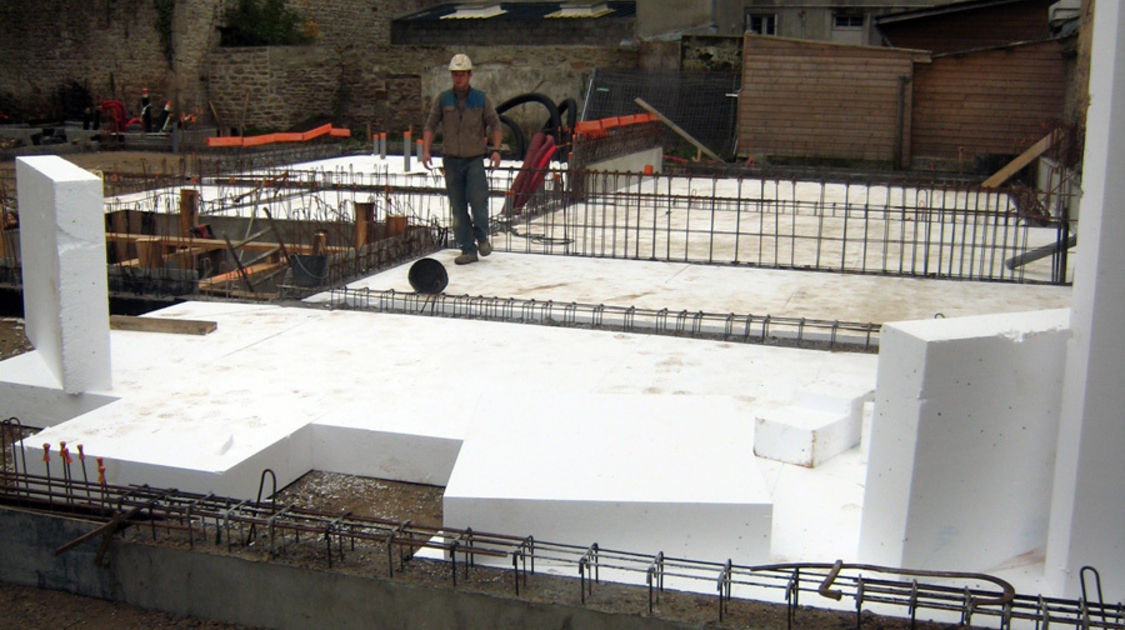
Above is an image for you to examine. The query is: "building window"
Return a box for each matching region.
[745,12,776,35]
[833,11,864,29]
[831,10,864,44]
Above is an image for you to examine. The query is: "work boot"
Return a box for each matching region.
[477,239,492,257]
[454,251,478,265]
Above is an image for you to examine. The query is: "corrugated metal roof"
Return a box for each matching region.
[875,0,1037,25]
[397,2,633,22]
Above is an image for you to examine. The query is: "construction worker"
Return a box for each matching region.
[422,53,503,265]
[158,101,173,132]
[140,88,152,133]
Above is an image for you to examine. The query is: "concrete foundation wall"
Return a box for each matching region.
[0,509,696,630]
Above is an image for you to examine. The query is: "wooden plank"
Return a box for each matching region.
[635,97,723,162]
[104,233,345,255]
[982,131,1057,187]
[179,189,199,237]
[110,315,217,335]
[355,202,374,249]
[117,247,207,268]
[134,237,164,269]
[197,261,285,290]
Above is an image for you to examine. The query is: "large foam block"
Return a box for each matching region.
[860,309,1070,571]
[443,393,772,564]
[754,386,873,468]
[15,156,110,393]
[754,406,855,468]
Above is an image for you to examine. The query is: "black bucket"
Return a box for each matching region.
[408,258,448,294]
[290,254,327,287]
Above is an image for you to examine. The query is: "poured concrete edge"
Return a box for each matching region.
[0,508,702,630]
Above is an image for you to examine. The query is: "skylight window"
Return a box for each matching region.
[440,4,507,19]
[546,3,613,18]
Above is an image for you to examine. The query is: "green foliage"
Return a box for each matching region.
[153,0,175,67]
[221,0,315,47]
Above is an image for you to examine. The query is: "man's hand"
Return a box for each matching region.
[422,149,432,169]
[489,150,501,169]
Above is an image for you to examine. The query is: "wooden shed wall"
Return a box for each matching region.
[910,40,1067,164]
[739,36,921,165]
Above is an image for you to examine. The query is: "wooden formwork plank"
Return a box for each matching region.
[110,315,217,336]
[981,130,1057,188]
[197,261,285,291]
[105,233,342,255]
[635,97,723,163]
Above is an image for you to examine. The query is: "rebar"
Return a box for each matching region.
[327,286,881,352]
[3,154,1074,310]
[496,168,1073,285]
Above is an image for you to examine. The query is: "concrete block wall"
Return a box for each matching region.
[859,309,1070,571]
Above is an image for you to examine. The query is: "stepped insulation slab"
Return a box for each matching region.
[443,392,770,563]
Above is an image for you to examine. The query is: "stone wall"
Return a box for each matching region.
[206,42,636,141]
[0,0,638,144]
[0,0,173,120]
[681,35,742,72]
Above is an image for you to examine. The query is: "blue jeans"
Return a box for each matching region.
[442,155,489,254]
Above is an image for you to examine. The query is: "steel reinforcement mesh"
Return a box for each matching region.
[1,159,1074,306]
[495,168,1075,285]
[582,69,740,159]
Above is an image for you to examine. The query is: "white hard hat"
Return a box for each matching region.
[449,53,473,71]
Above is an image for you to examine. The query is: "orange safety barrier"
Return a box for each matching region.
[207,123,352,148]
[242,134,276,147]
[574,120,600,134]
[301,123,332,141]
[207,136,245,147]
[574,113,660,141]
